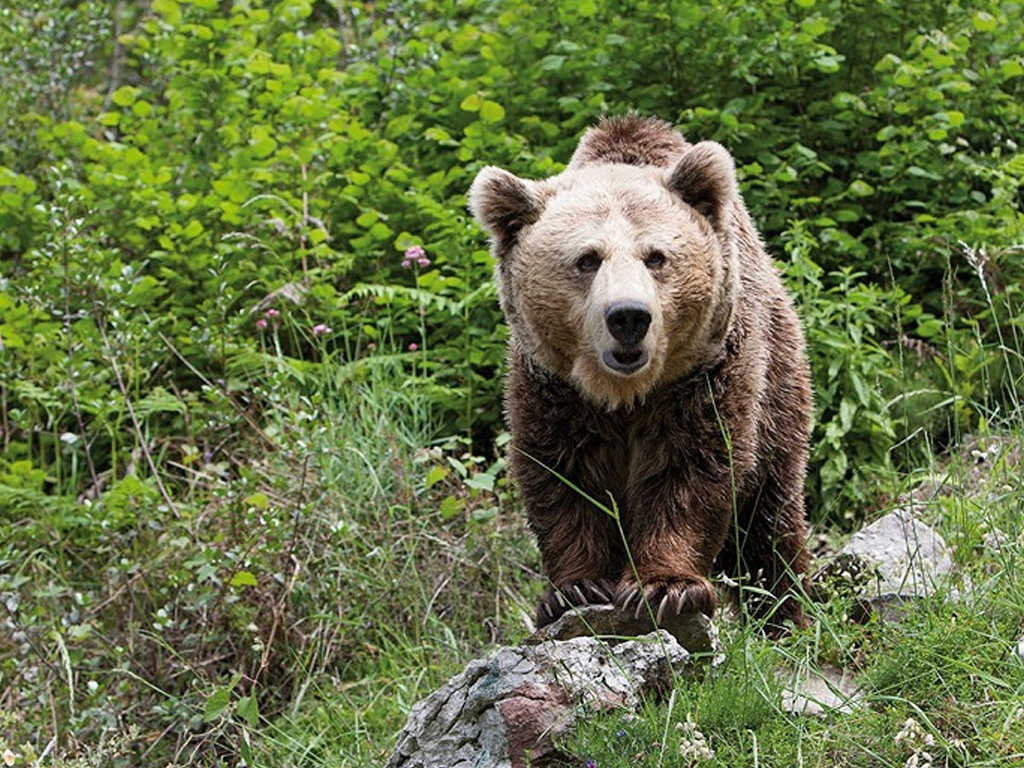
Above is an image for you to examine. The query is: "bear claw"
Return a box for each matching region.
[615,577,716,624]
[535,578,616,627]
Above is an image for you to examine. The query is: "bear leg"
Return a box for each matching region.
[613,490,731,624]
[720,451,810,633]
[519,469,624,628]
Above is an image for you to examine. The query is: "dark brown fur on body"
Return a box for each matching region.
[470,116,811,633]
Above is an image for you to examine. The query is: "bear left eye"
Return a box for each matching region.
[575,251,602,273]
[643,250,666,269]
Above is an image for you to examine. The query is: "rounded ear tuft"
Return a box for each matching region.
[665,142,737,229]
[468,166,543,247]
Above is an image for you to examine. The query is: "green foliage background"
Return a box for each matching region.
[1,0,1023,764]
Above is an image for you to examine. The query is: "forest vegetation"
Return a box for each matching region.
[1,0,1022,765]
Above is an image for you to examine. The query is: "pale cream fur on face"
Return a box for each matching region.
[504,164,724,409]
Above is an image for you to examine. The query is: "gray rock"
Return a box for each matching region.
[386,629,691,768]
[828,507,955,620]
[777,664,863,716]
[982,529,1009,552]
[528,604,719,656]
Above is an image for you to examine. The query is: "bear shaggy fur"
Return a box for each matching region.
[469,116,811,632]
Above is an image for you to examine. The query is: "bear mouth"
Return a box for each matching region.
[602,347,649,375]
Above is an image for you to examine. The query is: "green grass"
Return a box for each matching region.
[0,353,539,766]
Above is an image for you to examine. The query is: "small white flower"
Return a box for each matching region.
[895,717,926,747]
[3,748,17,766]
[87,680,99,693]
[677,716,714,762]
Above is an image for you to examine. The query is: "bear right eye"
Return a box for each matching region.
[575,251,601,273]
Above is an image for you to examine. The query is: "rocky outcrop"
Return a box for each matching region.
[528,603,719,655]
[815,507,957,622]
[385,626,696,768]
[777,664,863,716]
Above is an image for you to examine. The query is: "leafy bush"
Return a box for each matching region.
[3,0,1022,516]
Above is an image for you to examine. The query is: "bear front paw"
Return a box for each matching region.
[615,575,716,623]
[535,578,615,627]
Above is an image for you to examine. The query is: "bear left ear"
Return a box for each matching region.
[665,141,737,230]
[468,166,544,249]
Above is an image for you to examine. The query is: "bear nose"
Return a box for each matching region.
[605,301,652,347]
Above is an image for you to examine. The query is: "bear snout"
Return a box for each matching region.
[605,301,651,347]
[602,301,652,374]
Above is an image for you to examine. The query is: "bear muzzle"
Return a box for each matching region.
[602,301,652,374]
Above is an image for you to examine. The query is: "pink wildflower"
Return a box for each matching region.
[367,342,376,349]
[408,342,418,351]
[265,308,280,318]
[401,245,428,269]
[312,323,331,336]
[255,318,268,329]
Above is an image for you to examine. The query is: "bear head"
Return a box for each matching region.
[469,138,740,410]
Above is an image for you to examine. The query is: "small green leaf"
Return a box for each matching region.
[1000,58,1024,78]
[849,371,870,407]
[471,506,497,524]
[813,54,844,73]
[237,695,259,727]
[111,86,139,106]
[12,175,35,195]
[839,399,856,431]
[152,0,182,23]
[459,93,482,112]
[439,495,463,519]
[943,110,964,127]
[479,101,505,123]
[971,11,997,31]
[203,687,231,722]
[465,473,495,492]
[250,135,276,158]
[424,465,448,489]
[230,571,258,588]
[847,180,874,198]
[244,492,269,509]
[1003,154,1024,178]
[394,232,421,250]
[356,210,379,227]
[540,55,566,72]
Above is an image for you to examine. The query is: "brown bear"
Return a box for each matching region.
[468,115,811,633]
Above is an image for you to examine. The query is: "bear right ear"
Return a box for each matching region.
[665,142,737,231]
[468,166,543,248]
